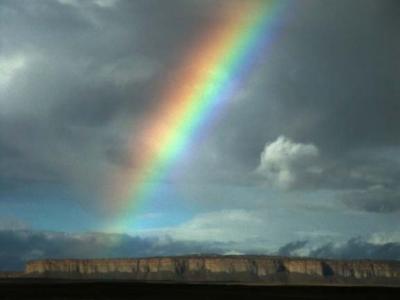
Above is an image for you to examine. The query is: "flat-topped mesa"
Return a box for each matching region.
[25,256,400,285]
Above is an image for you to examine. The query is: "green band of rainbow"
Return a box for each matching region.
[107,0,286,232]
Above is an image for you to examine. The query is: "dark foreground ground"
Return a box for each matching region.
[0,279,399,300]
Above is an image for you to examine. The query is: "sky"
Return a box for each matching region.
[0,0,399,271]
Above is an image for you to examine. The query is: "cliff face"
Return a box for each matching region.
[25,256,400,285]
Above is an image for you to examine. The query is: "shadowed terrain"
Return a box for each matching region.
[0,279,399,300]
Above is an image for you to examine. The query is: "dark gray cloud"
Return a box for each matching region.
[277,237,400,261]
[181,0,400,212]
[277,240,308,256]
[0,0,399,215]
[210,1,400,169]
[342,187,400,213]
[254,136,400,215]
[210,0,400,165]
[310,238,400,261]
[0,0,228,208]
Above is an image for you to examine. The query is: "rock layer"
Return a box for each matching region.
[25,256,400,285]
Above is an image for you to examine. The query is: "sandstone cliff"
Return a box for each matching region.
[25,256,400,285]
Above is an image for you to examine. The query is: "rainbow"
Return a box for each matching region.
[108,0,285,232]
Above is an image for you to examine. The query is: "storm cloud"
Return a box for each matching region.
[1,0,399,208]
[342,186,400,213]
[309,238,400,261]
[277,240,308,257]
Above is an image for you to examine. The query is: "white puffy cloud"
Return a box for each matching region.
[257,136,321,189]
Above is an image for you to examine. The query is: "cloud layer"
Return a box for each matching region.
[1,229,399,271]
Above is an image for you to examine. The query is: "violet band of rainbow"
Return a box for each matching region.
[107,1,287,232]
